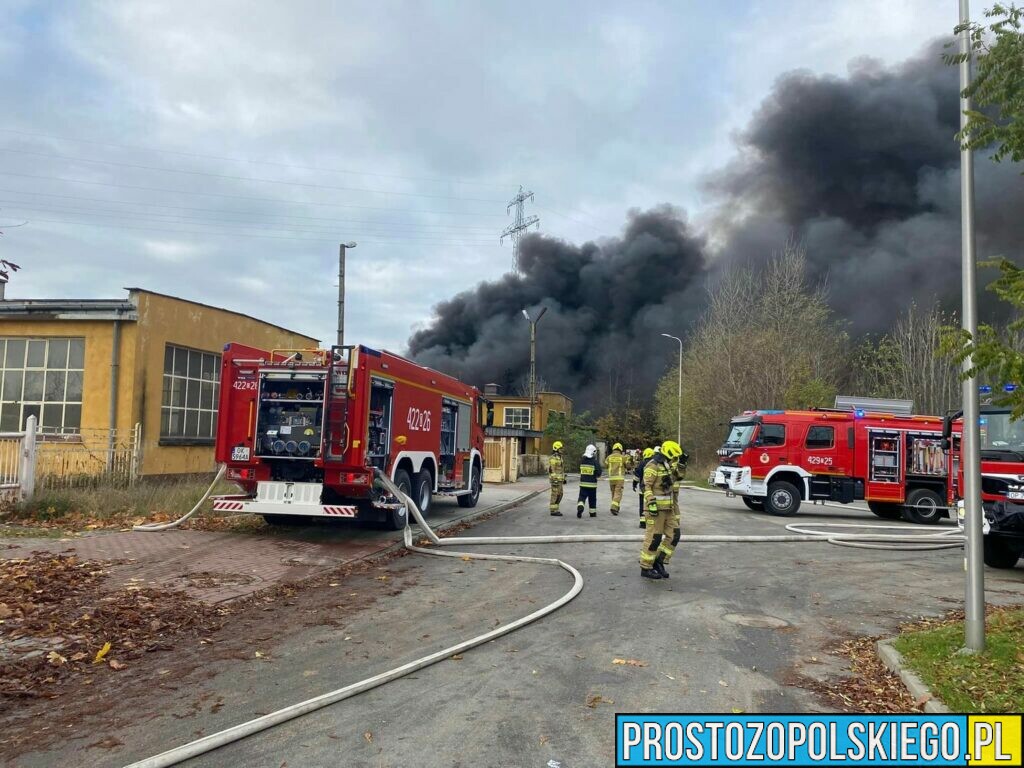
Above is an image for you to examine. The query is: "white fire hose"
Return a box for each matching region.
[125,471,964,768]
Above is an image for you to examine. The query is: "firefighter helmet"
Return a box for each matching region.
[584,444,597,458]
[662,440,683,460]
[642,447,655,459]
[612,442,623,451]
[552,441,563,452]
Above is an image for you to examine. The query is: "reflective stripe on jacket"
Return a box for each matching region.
[579,456,601,488]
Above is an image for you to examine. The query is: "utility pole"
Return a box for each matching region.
[957,0,985,653]
[337,242,356,347]
[501,186,540,274]
[662,333,683,445]
[522,306,547,424]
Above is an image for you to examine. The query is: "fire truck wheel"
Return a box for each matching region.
[902,488,944,525]
[867,502,902,520]
[457,468,481,508]
[764,480,801,517]
[741,497,765,511]
[413,470,433,517]
[983,537,1022,569]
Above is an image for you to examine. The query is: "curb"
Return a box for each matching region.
[876,639,951,713]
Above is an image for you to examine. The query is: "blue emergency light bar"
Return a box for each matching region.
[979,385,992,394]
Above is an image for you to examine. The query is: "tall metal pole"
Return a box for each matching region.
[958,0,985,653]
[662,334,683,445]
[529,320,537,408]
[337,242,356,347]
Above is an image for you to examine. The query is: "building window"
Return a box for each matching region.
[161,344,220,442]
[805,425,835,449]
[0,337,85,432]
[504,406,531,429]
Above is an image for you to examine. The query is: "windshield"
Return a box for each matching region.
[980,411,1024,453]
[724,422,757,448]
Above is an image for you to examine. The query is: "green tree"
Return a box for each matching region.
[654,243,845,469]
[950,3,1024,163]
[593,406,661,449]
[543,411,596,471]
[943,5,1024,416]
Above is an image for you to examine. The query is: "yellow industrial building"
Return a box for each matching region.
[483,384,573,454]
[0,288,316,478]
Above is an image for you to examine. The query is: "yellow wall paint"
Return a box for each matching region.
[131,291,317,475]
[488,392,573,453]
[1,291,317,477]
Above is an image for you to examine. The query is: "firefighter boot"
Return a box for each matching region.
[640,567,662,580]
[653,553,669,579]
[577,503,584,519]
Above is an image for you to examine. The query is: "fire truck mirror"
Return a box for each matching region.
[942,437,951,452]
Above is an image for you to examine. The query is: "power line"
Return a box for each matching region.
[0,193,497,232]
[0,127,518,189]
[0,147,509,203]
[0,201,499,241]
[500,186,540,274]
[21,216,503,246]
[0,171,510,217]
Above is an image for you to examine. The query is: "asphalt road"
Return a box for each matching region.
[13,485,1024,768]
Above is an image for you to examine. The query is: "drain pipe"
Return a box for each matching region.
[107,319,121,473]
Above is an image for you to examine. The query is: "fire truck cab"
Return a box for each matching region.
[946,404,1024,569]
[213,343,489,529]
[713,409,950,523]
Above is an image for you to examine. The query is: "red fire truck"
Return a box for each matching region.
[945,403,1024,568]
[213,343,490,529]
[712,409,951,523]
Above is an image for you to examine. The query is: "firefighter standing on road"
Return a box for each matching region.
[549,441,566,516]
[653,440,686,578]
[633,447,655,529]
[605,442,626,516]
[640,446,674,579]
[577,444,602,518]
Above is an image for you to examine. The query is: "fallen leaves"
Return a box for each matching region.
[450,654,464,661]
[0,553,224,701]
[612,658,647,668]
[363,731,373,744]
[586,694,614,708]
[93,642,112,664]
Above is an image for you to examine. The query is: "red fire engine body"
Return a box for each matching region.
[945,404,1024,569]
[213,343,489,529]
[712,409,952,524]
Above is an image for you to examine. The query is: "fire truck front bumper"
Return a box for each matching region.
[712,466,766,498]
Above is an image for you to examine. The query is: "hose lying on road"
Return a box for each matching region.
[124,473,965,768]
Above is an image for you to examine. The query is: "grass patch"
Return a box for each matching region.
[4,477,248,532]
[893,608,1024,712]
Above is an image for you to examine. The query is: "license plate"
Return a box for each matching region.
[1008,491,1024,500]
[231,446,251,461]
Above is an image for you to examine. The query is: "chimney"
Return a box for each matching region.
[484,383,500,396]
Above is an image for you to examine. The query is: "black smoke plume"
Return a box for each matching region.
[408,41,1024,407]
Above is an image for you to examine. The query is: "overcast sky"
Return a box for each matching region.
[0,0,954,348]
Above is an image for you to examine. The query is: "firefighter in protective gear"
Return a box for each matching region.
[654,440,685,578]
[577,444,602,518]
[633,447,655,528]
[549,441,566,516]
[640,449,673,579]
[604,442,626,515]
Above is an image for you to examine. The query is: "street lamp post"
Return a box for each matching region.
[522,307,547,433]
[662,333,683,445]
[957,0,985,653]
[337,242,356,347]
